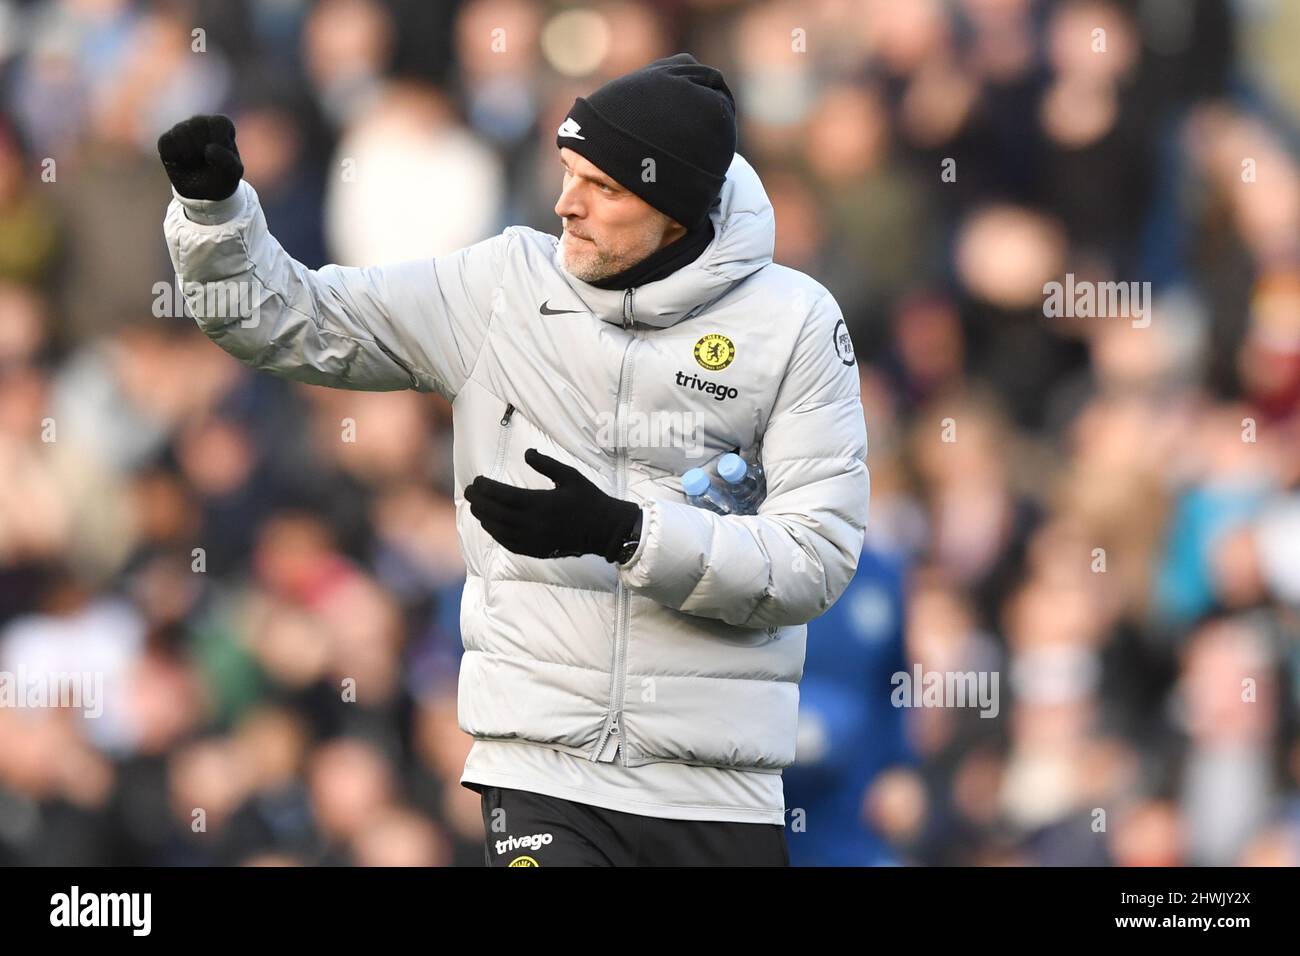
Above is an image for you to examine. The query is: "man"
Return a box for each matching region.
[160,53,870,866]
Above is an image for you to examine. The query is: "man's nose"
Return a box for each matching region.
[554,178,584,220]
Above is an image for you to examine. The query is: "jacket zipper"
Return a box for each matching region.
[621,287,635,330]
[730,439,776,639]
[592,289,637,763]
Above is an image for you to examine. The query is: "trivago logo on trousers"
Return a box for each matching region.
[496,832,553,856]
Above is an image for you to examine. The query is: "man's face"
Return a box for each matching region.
[555,147,685,283]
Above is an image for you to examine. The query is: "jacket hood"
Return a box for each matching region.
[552,152,775,329]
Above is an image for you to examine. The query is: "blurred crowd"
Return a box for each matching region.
[2,0,1300,866]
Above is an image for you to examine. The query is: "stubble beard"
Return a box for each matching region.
[560,220,665,283]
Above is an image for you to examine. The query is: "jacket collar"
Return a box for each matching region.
[551,152,775,330]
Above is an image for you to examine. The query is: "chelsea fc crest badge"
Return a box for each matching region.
[693,333,735,371]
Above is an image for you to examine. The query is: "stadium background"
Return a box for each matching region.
[2,0,1300,866]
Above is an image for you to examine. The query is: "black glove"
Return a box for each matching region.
[157,114,244,201]
[465,448,642,562]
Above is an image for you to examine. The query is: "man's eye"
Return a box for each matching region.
[597,182,613,193]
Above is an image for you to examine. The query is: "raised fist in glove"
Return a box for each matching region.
[157,114,244,201]
[465,448,642,563]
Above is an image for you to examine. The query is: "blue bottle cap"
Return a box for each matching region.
[682,468,711,496]
[718,453,747,483]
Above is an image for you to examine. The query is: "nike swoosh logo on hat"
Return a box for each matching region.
[557,118,585,140]
[539,300,583,315]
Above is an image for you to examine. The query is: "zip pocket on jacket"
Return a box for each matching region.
[482,401,515,594]
[491,402,515,477]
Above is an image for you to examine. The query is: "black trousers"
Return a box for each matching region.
[476,785,789,867]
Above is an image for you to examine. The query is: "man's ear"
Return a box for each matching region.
[663,216,687,246]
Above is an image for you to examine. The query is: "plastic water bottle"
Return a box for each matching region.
[717,453,766,514]
[683,467,737,515]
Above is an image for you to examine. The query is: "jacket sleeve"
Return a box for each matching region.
[163,180,508,400]
[617,290,870,628]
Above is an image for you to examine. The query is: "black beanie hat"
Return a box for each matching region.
[556,53,737,229]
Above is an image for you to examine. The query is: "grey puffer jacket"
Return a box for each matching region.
[163,152,869,772]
